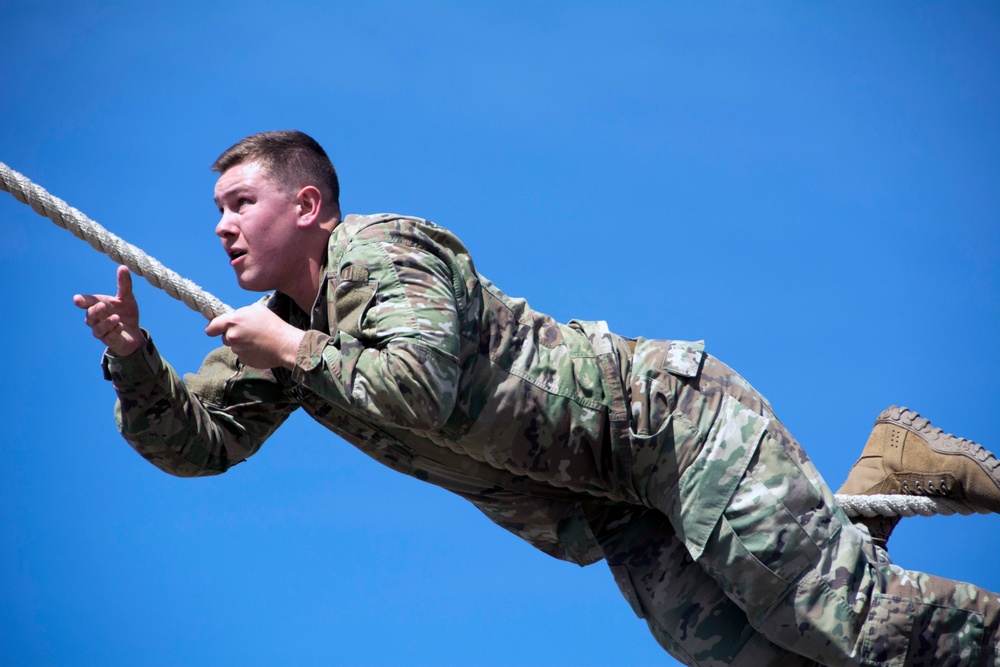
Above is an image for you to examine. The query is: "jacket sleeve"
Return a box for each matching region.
[103,332,298,477]
[290,236,461,432]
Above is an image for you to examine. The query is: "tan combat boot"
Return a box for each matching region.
[838,406,1000,549]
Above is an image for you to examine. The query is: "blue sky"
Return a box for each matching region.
[1,3,998,665]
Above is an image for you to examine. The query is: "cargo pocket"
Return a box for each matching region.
[860,593,984,667]
[670,394,767,562]
[700,425,835,627]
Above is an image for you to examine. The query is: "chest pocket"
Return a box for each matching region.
[332,265,377,340]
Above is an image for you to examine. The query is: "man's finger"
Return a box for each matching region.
[92,314,121,339]
[73,294,99,309]
[116,265,134,301]
[83,301,109,327]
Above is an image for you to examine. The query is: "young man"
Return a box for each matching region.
[75,130,1000,666]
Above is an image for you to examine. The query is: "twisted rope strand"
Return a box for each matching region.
[834,493,983,518]
[1,161,983,520]
[0,161,232,319]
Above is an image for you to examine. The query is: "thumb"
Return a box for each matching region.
[116,265,134,301]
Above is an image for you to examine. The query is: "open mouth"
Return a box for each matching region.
[228,249,247,261]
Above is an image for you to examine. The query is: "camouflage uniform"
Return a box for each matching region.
[103,214,1000,666]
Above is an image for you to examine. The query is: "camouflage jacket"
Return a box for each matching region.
[104,214,707,567]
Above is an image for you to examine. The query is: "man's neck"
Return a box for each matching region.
[285,258,325,313]
[290,229,334,313]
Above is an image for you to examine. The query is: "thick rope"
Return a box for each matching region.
[0,161,984,520]
[834,493,984,518]
[0,161,232,319]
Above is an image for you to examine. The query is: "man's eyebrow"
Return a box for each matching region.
[214,184,252,205]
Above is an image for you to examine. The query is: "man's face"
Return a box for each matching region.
[213,161,304,294]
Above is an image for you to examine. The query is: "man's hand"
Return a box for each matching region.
[205,303,305,370]
[74,265,143,357]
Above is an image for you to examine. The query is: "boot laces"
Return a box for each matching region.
[901,480,951,496]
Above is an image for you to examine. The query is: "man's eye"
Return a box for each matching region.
[237,198,251,209]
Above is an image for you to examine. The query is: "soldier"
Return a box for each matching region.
[75,130,1000,665]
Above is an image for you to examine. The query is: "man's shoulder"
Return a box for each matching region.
[334,213,461,251]
[329,214,472,278]
[340,213,437,236]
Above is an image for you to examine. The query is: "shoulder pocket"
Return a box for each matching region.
[333,265,377,339]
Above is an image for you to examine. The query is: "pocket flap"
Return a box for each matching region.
[662,339,705,377]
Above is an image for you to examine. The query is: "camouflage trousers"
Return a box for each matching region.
[597,344,1000,666]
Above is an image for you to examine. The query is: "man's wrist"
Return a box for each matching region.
[106,343,141,358]
[102,330,157,384]
[282,327,307,370]
[290,330,333,382]
[106,329,146,358]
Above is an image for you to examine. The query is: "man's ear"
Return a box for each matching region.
[295,185,323,227]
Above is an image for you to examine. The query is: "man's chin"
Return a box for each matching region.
[235,273,258,291]
[235,275,273,293]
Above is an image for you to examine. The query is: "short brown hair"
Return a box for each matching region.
[212,130,340,212]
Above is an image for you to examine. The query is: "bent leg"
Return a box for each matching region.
[630,350,1000,664]
[718,421,1000,665]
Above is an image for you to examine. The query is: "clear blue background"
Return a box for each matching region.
[2,3,998,665]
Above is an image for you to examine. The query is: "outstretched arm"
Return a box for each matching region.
[105,338,296,477]
[76,266,296,477]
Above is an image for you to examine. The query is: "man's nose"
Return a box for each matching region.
[216,212,238,238]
